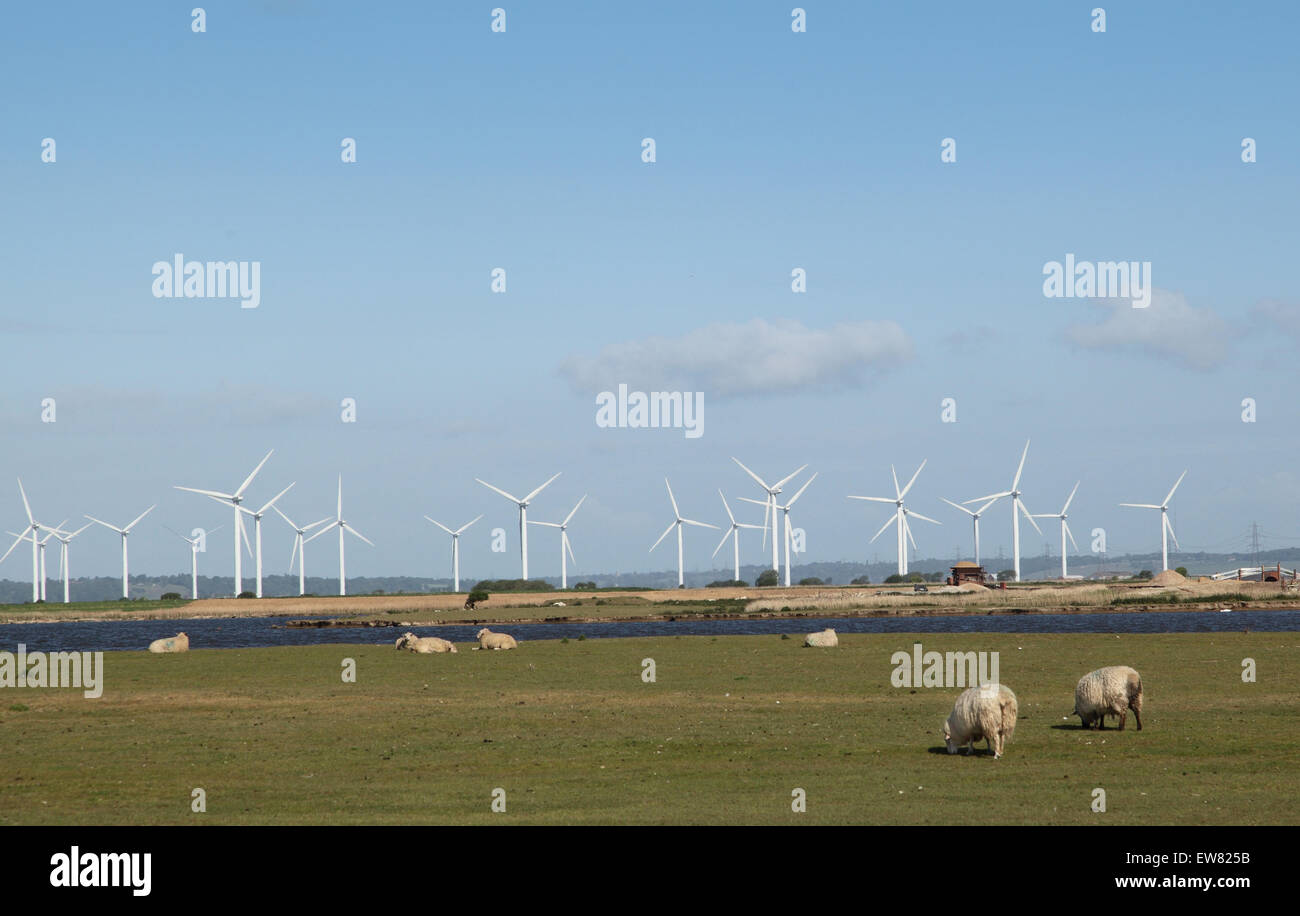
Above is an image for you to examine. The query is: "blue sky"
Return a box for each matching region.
[1,1,1297,582]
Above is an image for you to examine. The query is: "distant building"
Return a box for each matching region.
[948,561,986,586]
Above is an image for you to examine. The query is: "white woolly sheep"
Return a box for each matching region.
[943,684,1018,758]
[148,632,189,653]
[474,628,518,650]
[1073,666,1143,731]
[803,628,838,647]
[396,632,457,654]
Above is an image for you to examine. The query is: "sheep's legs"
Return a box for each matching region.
[1132,706,1142,731]
[1118,711,1127,731]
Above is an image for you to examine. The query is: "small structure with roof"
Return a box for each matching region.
[948,561,987,586]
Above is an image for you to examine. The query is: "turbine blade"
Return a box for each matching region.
[1163,470,1188,507]
[124,505,156,532]
[562,494,586,526]
[305,523,335,544]
[905,517,918,552]
[522,472,562,505]
[664,478,681,519]
[890,465,901,500]
[84,515,123,533]
[1012,439,1030,490]
[712,527,731,559]
[1062,481,1080,514]
[337,476,343,517]
[258,482,296,514]
[564,531,577,567]
[235,450,275,499]
[1165,514,1180,551]
[1018,501,1043,535]
[907,510,942,526]
[175,486,234,501]
[771,463,809,491]
[1119,503,1162,509]
[719,490,737,526]
[737,497,768,507]
[868,513,896,544]
[899,460,927,499]
[1065,521,1079,553]
[786,472,817,508]
[731,457,771,491]
[0,531,27,564]
[964,491,1011,504]
[681,518,719,530]
[238,513,253,557]
[941,497,976,516]
[847,495,895,504]
[17,479,33,524]
[975,495,1003,515]
[454,514,484,535]
[650,520,676,553]
[272,505,297,529]
[304,517,332,532]
[344,524,374,547]
[290,534,300,572]
[476,478,521,504]
[425,516,455,535]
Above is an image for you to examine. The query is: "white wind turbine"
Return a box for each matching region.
[475,473,561,580]
[528,496,586,589]
[712,491,764,583]
[165,525,225,600]
[214,483,295,598]
[731,458,808,572]
[742,474,817,586]
[2,522,65,602]
[49,522,93,604]
[4,479,64,602]
[304,476,373,596]
[848,461,940,576]
[424,514,482,593]
[1120,471,1187,572]
[965,440,1041,583]
[274,507,332,597]
[940,495,1002,568]
[85,505,156,599]
[175,450,273,597]
[650,478,719,588]
[1033,482,1081,579]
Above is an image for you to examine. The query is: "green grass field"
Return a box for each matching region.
[1,633,1295,824]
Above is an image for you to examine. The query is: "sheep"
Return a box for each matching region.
[1073,666,1143,731]
[148,632,189,653]
[395,632,458,654]
[803,628,838,647]
[474,628,518,650]
[943,684,1018,758]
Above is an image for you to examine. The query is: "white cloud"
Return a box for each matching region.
[558,318,913,398]
[1065,288,1232,370]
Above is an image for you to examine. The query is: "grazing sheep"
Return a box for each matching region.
[1073,666,1143,731]
[943,684,1018,759]
[395,632,457,654]
[474,628,518,650]
[803,628,838,647]
[148,632,189,653]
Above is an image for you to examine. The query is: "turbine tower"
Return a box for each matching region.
[424,514,483,593]
[650,478,718,588]
[175,450,273,597]
[166,525,224,600]
[743,474,817,586]
[712,491,764,583]
[966,440,1041,582]
[304,476,373,596]
[475,473,561,581]
[7,480,63,602]
[1033,482,1081,579]
[1120,471,1187,572]
[848,461,940,576]
[731,458,807,572]
[85,505,156,599]
[217,483,295,597]
[528,496,586,589]
[49,522,93,604]
[940,495,1002,567]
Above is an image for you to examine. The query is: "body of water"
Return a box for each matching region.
[0,609,1296,653]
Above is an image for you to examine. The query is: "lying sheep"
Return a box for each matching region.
[943,684,1018,759]
[804,628,838,647]
[148,632,189,653]
[395,632,457,654]
[474,627,518,650]
[1073,666,1143,731]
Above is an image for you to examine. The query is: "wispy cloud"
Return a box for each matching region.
[558,318,913,398]
[1065,289,1232,370]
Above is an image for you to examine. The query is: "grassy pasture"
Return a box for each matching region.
[1,632,1295,825]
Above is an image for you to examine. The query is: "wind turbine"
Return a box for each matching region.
[940,495,1002,567]
[475,473,561,580]
[85,505,156,599]
[965,440,1041,583]
[743,474,818,586]
[1120,471,1187,572]
[304,476,373,596]
[274,507,332,596]
[5,479,63,602]
[650,478,719,588]
[49,522,93,604]
[1033,482,1081,579]
[848,461,940,576]
[527,496,586,589]
[165,525,224,600]
[214,483,295,597]
[712,491,764,583]
[731,458,808,572]
[424,514,482,593]
[175,450,273,596]
[2,523,64,602]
